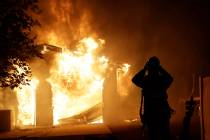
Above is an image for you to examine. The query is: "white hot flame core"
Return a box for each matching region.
[47,37,108,125]
[15,78,39,126]
[15,36,131,127]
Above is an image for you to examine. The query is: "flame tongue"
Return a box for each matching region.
[15,78,39,126]
[15,36,131,127]
[48,37,108,125]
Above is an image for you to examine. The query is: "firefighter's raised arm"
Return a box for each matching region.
[159,66,173,89]
[132,68,146,88]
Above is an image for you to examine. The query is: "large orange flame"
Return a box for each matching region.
[14,35,131,127]
[47,36,108,125]
[15,78,39,127]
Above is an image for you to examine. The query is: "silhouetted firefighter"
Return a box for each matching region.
[132,56,173,140]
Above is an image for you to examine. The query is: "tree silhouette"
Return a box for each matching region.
[0,0,42,89]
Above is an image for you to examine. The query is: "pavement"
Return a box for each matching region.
[0,122,142,140]
[0,121,201,140]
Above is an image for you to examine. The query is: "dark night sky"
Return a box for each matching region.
[77,0,210,120]
[81,0,210,68]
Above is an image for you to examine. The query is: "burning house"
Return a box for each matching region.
[0,37,135,130]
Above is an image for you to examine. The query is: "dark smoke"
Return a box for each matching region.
[77,0,210,123]
[2,0,208,129]
[34,0,210,126]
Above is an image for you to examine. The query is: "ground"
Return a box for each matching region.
[0,120,201,140]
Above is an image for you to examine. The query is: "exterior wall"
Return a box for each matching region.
[202,76,210,140]
[32,58,53,126]
[36,79,53,126]
[0,110,11,131]
[103,69,119,125]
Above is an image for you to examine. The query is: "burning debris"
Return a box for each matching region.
[41,44,63,53]
[59,103,102,124]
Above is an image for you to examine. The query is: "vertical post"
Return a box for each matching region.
[36,79,53,126]
[103,67,120,126]
[0,110,11,131]
[199,76,204,140]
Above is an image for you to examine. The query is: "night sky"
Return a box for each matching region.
[81,0,210,70]
[78,0,210,107]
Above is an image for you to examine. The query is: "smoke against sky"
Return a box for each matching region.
[34,0,210,123]
[36,0,210,72]
[82,0,210,67]
[1,0,210,130]
[79,0,210,97]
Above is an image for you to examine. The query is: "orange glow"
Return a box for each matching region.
[88,116,103,124]
[15,78,39,127]
[117,64,131,97]
[14,35,132,127]
[14,0,133,127]
[47,36,108,125]
[47,31,67,48]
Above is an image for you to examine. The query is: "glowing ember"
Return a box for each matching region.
[88,116,103,124]
[15,78,39,126]
[121,64,130,75]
